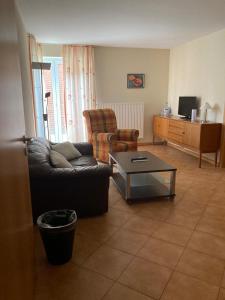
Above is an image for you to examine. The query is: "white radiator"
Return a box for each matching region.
[97,102,144,138]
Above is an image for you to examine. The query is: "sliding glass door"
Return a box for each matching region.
[33,56,67,142]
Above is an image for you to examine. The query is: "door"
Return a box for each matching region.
[183,123,200,149]
[0,1,34,299]
[158,117,169,138]
[153,116,168,140]
[153,116,160,137]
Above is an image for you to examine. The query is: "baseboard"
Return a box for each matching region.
[167,142,216,166]
[138,140,218,166]
[138,141,165,146]
[138,142,153,146]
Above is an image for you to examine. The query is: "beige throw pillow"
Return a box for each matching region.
[49,150,73,168]
[51,141,81,160]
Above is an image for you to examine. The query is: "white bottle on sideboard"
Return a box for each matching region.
[191,109,197,122]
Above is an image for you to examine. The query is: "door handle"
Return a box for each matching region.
[21,135,33,144]
[14,136,33,156]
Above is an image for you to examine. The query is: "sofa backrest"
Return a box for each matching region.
[28,138,52,175]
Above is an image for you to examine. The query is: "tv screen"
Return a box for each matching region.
[178,96,198,119]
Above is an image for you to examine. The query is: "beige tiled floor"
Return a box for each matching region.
[35,145,225,300]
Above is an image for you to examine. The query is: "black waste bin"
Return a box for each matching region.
[37,209,77,265]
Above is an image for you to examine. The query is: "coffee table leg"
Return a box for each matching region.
[126,174,131,200]
[170,171,176,195]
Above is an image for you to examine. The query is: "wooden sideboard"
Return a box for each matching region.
[220,108,225,167]
[153,115,222,167]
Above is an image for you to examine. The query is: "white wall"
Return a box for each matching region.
[16,10,35,136]
[95,47,170,142]
[42,44,62,57]
[41,45,170,142]
[168,29,225,123]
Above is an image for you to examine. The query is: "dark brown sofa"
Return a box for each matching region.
[27,138,112,223]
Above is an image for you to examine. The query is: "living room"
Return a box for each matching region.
[1,0,225,300]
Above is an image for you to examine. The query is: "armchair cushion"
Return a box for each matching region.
[117,129,139,141]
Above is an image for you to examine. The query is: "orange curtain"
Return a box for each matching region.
[63,45,96,142]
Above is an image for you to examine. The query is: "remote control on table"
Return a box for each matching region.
[131,157,148,162]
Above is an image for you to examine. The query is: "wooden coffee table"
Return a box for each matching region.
[109,151,177,201]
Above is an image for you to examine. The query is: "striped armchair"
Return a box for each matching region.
[83,109,139,162]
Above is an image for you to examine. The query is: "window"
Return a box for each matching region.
[42,56,67,142]
[33,56,67,142]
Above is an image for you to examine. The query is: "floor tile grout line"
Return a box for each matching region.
[78,221,225,270]
[173,270,222,289]
[76,221,125,268]
[171,183,225,291]
[193,227,225,243]
[172,245,225,266]
[201,191,225,290]
[185,187,225,274]
[132,204,208,228]
[76,202,225,260]
[79,262,122,282]
[179,189,225,287]
[114,280,159,300]
[68,243,225,291]
[158,209,197,300]
[220,270,225,289]
[99,280,115,300]
[34,144,225,299]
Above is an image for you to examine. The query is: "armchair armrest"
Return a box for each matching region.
[73,142,93,156]
[92,132,117,143]
[117,129,139,141]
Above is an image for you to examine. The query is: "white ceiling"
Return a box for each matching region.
[17,0,225,49]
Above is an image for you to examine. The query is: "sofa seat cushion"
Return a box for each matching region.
[70,155,97,167]
[52,141,82,160]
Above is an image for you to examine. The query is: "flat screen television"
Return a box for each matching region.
[178,96,198,119]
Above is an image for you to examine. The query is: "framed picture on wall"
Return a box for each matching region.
[127,74,145,88]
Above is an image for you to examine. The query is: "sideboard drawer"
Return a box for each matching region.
[168,132,184,144]
[169,119,185,130]
[168,126,184,136]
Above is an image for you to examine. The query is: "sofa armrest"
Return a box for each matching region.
[73,142,93,156]
[117,129,139,141]
[92,132,117,143]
